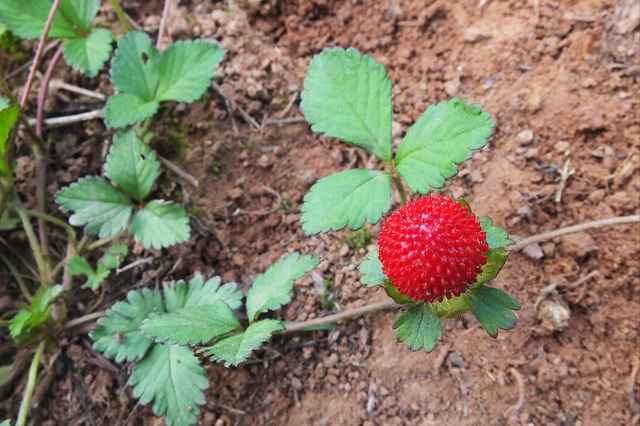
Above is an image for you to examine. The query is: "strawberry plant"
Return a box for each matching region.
[0,0,113,77]
[299,47,520,352]
[89,253,318,426]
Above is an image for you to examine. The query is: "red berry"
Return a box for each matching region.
[378,195,489,303]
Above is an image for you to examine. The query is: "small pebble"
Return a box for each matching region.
[516,129,534,145]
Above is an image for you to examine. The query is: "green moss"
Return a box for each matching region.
[345,227,372,250]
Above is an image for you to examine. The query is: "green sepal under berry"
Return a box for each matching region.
[301,169,391,235]
[300,47,393,162]
[393,303,442,353]
[474,248,509,287]
[467,285,520,338]
[395,98,494,194]
[480,217,512,249]
[198,319,285,367]
[359,250,386,287]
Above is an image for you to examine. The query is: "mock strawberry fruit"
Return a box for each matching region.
[378,195,489,303]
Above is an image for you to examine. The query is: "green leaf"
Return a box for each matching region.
[393,303,442,353]
[129,200,190,249]
[103,93,160,128]
[480,217,512,249]
[300,47,393,162]
[69,256,110,290]
[140,301,241,345]
[0,419,10,426]
[474,248,509,287]
[99,243,128,270]
[0,105,19,153]
[131,344,208,426]
[468,285,520,338]
[395,98,495,194]
[105,128,160,201]
[246,252,319,322]
[199,319,285,367]
[110,31,159,102]
[0,0,79,39]
[156,40,225,102]
[301,169,391,235]
[184,276,243,310]
[62,28,112,77]
[90,288,164,362]
[9,285,63,342]
[0,210,19,230]
[0,94,9,111]
[59,0,100,32]
[56,177,134,238]
[359,250,386,287]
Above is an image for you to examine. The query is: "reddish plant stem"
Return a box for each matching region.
[36,45,64,138]
[156,0,171,49]
[19,0,63,108]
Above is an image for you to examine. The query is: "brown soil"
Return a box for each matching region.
[1,0,639,425]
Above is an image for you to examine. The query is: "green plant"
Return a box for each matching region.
[56,128,191,249]
[90,253,318,426]
[103,30,225,128]
[0,0,112,77]
[298,47,519,352]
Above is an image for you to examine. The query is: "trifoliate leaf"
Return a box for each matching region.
[480,217,512,249]
[199,319,285,367]
[246,252,320,322]
[184,276,243,310]
[99,243,128,270]
[110,31,159,102]
[155,40,225,102]
[474,248,509,287]
[0,0,79,39]
[359,250,386,287]
[62,28,112,77]
[395,98,494,194]
[129,200,190,249]
[0,94,9,111]
[393,303,442,353]
[468,285,520,338]
[105,128,160,201]
[131,344,208,426]
[69,256,110,290]
[140,301,241,346]
[103,93,160,128]
[90,288,164,362]
[9,285,63,343]
[300,47,393,162]
[56,177,133,238]
[301,169,391,235]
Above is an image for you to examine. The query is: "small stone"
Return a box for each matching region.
[541,242,556,258]
[522,243,544,260]
[560,233,596,258]
[554,140,570,153]
[581,77,597,88]
[257,154,271,167]
[448,352,466,369]
[324,353,339,368]
[587,189,606,203]
[523,148,539,159]
[291,377,303,391]
[227,188,243,199]
[516,130,534,145]
[444,77,461,97]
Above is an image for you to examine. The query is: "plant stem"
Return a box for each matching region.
[157,0,171,49]
[15,205,48,286]
[86,232,124,251]
[283,299,395,333]
[0,252,33,302]
[16,340,46,426]
[388,163,407,206]
[108,0,133,32]
[23,208,77,243]
[64,311,107,329]
[36,45,64,138]
[510,215,640,252]
[19,0,63,108]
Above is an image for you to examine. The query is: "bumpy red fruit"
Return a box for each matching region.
[378,195,489,303]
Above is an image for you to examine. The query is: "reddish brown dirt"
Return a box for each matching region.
[1,0,639,425]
